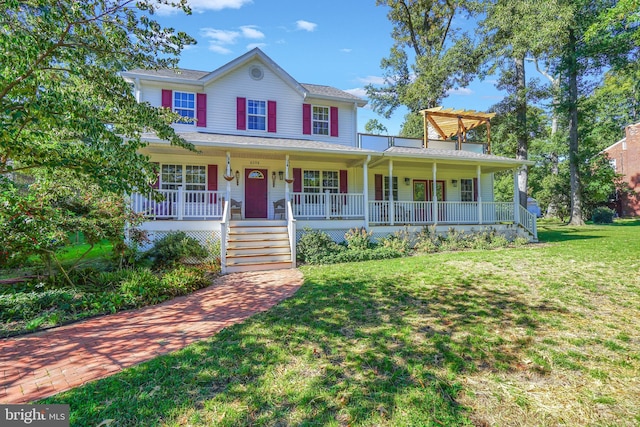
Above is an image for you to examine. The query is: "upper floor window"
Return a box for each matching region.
[460,179,474,202]
[174,92,195,124]
[248,99,266,130]
[313,106,329,135]
[609,158,617,172]
[303,170,339,193]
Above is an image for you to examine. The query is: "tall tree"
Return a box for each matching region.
[557,0,639,225]
[0,0,196,266]
[366,0,481,120]
[0,0,196,194]
[478,0,569,207]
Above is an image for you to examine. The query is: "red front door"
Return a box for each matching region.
[245,168,268,218]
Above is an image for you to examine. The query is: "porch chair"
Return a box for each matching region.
[273,198,286,219]
[230,199,242,219]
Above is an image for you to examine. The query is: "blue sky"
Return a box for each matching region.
[153,0,506,135]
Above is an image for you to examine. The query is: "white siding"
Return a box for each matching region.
[136,58,359,146]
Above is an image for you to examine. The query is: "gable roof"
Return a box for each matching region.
[122,48,366,106]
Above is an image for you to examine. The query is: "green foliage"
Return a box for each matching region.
[363,119,388,135]
[0,266,211,337]
[367,0,481,116]
[146,232,209,269]
[344,227,374,250]
[378,227,413,254]
[296,228,345,264]
[591,207,615,224]
[414,227,519,253]
[319,247,404,264]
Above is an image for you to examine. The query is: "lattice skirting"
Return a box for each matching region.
[133,229,222,264]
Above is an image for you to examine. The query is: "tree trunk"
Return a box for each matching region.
[515,55,528,208]
[567,28,584,225]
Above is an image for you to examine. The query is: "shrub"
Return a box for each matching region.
[320,247,404,264]
[344,227,373,250]
[414,226,440,253]
[591,206,615,224]
[160,266,209,296]
[147,232,208,268]
[378,227,413,254]
[297,228,344,264]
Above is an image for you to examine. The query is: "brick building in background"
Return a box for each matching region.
[604,122,640,217]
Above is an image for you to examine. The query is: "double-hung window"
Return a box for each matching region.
[312,106,329,135]
[247,99,266,130]
[160,164,206,191]
[303,170,339,193]
[460,179,474,202]
[173,92,195,123]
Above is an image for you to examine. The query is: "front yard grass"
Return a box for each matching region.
[41,220,640,426]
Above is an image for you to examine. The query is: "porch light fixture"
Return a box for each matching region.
[452,179,458,187]
[404,177,410,185]
[278,171,284,180]
[272,171,276,187]
[235,170,240,186]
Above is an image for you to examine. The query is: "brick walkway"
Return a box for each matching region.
[0,269,303,404]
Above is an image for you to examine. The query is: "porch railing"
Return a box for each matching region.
[368,201,516,225]
[130,188,225,219]
[291,191,364,219]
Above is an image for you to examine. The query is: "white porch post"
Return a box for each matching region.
[363,155,370,229]
[325,190,330,220]
[388,159,394,225]
[177,185,184,220]
[432,162,438,224]
[225,151,231,205]
[477,165,483,224]
[513,168,520,224]
[285,155,290,202]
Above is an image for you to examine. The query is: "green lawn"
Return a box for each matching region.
[41,221,640,426]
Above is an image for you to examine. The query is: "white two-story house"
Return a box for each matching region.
[123,48,535,273]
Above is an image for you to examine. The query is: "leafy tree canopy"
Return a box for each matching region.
[0,0,197,195]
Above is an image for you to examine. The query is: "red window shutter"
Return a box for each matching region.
[302,103,311,135]
[330,106,339,137]
[237,97,246,130]
[293,168,302,193]
[268,100,277,133]
[161,90,172,108]
[374,174,383,200]
[208,164,218,203]
[340,170,347,193]
[473,177,478,202]
[151,162,160,189]
[196,93,207,127]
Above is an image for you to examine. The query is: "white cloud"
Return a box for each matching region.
[200,26,265,54]
[446,87,474,96]
[208,44,233,54]
[296,20,317,32]
[240,25,265,39]
[247,43,267,50]
[156,0,253,15]
[357,75,386,85]
[345,88,368,98]
[340,48,352,53]
[200,28,240,44]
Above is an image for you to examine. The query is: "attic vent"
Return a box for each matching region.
[249,65,264,80]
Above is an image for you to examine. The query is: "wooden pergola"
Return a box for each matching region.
[421,107,496,153]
